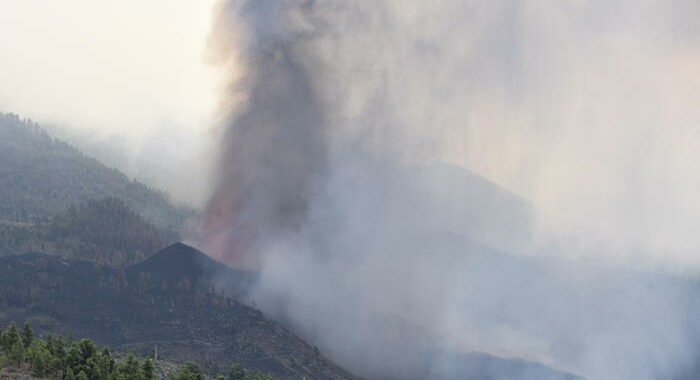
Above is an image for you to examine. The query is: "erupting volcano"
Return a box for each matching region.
[199,1,700,379]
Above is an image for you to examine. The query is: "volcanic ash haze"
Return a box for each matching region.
[204,1,700,379]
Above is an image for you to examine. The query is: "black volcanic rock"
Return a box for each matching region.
[125,242,255,293]
[126,242,220,282]
[0,251,357,380]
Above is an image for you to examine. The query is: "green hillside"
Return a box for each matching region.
[0,197,178,267]
[0,112,190,266]
[0,113,189,231]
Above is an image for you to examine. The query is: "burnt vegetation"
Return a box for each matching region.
[0,249,354,379]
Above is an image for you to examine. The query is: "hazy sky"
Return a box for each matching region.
[0,0,219,133]
[3,0,700,267]
[0,0,221,206]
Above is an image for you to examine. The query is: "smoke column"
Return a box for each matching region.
[204,1,700,379]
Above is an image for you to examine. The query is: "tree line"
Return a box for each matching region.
[0,197,177,267]
[0,322,272,380]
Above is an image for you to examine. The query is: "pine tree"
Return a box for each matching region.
[173,365,192,380]
[65,343,82,372]
[9,340,25,366]
[77,339,97,364]
[1,322,20,353]
[190,362,204,380]
[45,333,54,354]
[21,322,33,349]
[84,357,100,380]
[142,358,156,380]
[65,367,77,380]
[228,364,245,380]
[52,335,66,363]
[96,347,114,376]
[76,370,89,380]
[123,353,141,380]
[28,341,50,377]
[0,330,9,354]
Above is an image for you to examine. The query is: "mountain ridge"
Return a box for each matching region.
[0,112,190,231]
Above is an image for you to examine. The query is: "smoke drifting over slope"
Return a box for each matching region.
[205,1,700,379]
[0,0,219,207]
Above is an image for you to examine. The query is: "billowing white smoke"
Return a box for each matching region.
[205,1,700,379]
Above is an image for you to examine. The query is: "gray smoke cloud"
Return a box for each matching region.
[204,1,700,379]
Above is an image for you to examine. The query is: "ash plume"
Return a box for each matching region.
[204,0,328,265]
[204,1,700,379]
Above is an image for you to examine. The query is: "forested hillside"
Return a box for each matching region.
[0,112,190,266]
[0,198,177,267]
[0,113,189,231]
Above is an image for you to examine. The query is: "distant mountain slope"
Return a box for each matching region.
[0,113,189,231]
[0,251,358,380]
[428,352,581,380]
[418,163,532,252]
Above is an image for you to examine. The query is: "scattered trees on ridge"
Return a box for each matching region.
[0,322,272,379]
